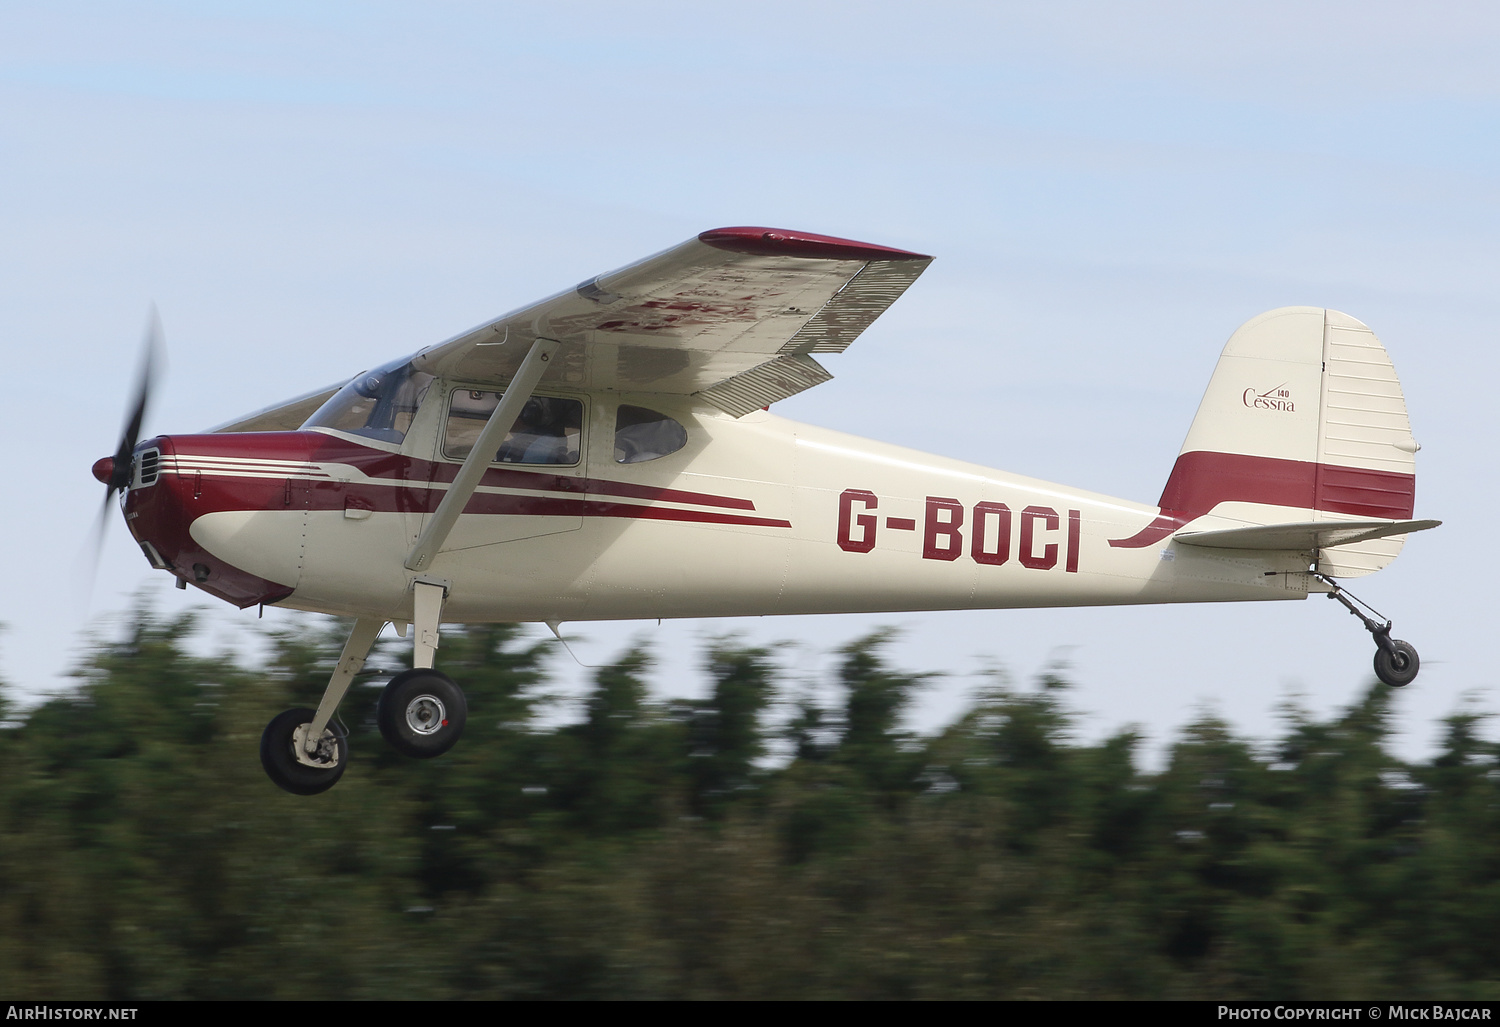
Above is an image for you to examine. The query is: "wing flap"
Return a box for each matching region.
[697,354,833,417]
[1175,518,1440,551]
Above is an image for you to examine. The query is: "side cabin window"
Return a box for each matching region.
[303,359,433,444]
[614,405,687,464]
[443,391,583,465]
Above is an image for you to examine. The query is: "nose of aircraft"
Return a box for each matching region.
[91,456,115,485]
[119,435,298,609]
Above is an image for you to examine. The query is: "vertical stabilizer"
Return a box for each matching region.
[1112,307,1421,577]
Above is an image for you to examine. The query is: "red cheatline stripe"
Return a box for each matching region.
[176,471,793,531]
[165,432,762,512]
[333,439,760,511]
[1110,451,1415,549]
[451,491,791,529]
[453,491,790,528]
[1109,514,1187,549]
[581,502,790,529]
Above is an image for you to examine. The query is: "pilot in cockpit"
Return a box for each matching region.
[495,396,580,464]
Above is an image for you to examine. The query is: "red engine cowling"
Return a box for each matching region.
[122,434,301,608]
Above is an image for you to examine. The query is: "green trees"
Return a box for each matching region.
[0,606,1496,999]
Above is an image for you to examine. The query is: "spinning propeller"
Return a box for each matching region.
[83,308,164,600]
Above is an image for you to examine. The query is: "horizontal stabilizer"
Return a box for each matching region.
[1175,519,1440,551]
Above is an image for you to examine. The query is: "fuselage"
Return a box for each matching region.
[123,393,1312,626]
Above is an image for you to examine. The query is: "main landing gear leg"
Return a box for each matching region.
[377,581,468,759]
[1316,574,1421,688]
[260,616,385,795]
[412,579,443,671]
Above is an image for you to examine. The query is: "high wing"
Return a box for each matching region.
[410,227,932,416]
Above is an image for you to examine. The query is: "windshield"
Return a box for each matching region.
[302,358,434,444]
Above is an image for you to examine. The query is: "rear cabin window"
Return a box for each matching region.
[614,405,687,464]
[443,391,583,465]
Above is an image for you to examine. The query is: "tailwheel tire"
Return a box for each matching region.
[378,668,467,759]
[1374,640,1420,688]
[260,707,347,795]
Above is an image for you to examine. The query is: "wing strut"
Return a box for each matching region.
[404,337,559,573]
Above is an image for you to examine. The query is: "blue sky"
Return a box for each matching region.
[3,2,1497,763]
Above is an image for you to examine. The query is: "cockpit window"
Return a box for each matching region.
[614,405,687,463]
[443,391,583,465]
[302,358,433,444]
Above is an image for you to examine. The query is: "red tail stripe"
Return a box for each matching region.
[1317,465,1418,517]
[1110,451,1415,548]
[1158,451,1316,513]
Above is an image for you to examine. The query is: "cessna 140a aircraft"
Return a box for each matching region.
[91,226,1439,795]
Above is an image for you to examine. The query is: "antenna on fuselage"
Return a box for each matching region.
[544,619,603,670]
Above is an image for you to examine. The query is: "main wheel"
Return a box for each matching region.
[1374,640,1420,688]
[260,707,347,795]
[377,669,467,759]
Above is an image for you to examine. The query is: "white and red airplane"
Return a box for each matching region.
[92,227,1439,794]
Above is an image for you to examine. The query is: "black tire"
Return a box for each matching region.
[1374,640,1420,688]
[260,707,347,795]
[377,669,467,759]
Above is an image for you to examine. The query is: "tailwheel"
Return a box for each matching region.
[1374,638,1420,688]
[1317,574,1422,688]
[377,668,468,759]
[261,707,348,795]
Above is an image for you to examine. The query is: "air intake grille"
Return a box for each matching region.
[134,448,161,488]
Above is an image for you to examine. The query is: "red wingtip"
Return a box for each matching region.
[698,226,931,262]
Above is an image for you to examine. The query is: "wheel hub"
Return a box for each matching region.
[291,722,341,769]
[405,695,448,736]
